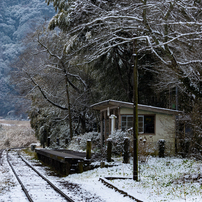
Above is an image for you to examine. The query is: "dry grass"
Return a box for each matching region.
[0,119,38,150]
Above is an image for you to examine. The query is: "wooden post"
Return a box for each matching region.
[47,137,50,147]
[65,162,71,176]
[104,111,107,144]
[100,162,105,168]
[100,112,103,148]
[123,137,130,163]
[86,139,91,159]
[31,144,36,151]
[118,107,121,129]
[133,37,139,181]
[107,138,112,162]
[78,161,83,173]
[159,139,165,158]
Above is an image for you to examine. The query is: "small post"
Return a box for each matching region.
[123,137,130,163]
[78,160,83,173]
[159,139,165,158]
[65,138,68,146]
[31,144,36,151]
[86,139,91,159]
[47,137,50,147]
[107,138,112,162]
[57,138,60,146]
[100,162,105,168]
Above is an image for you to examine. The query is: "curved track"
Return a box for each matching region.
[7,149,74,202]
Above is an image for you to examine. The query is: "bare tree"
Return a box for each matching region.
[12,26,96,142]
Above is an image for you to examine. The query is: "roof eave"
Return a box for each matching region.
[90,100,183,115]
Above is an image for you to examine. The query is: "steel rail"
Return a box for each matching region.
[7,149,74,202]
[6,150,34,202]
[19,153,74,202]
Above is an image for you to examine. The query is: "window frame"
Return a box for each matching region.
[121,114,155,135]
[121,115,133,131]
[138,115,144,134]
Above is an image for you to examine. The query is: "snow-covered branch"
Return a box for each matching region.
[22,68,68,111]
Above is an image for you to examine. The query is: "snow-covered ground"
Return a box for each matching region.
[1,149,202,202]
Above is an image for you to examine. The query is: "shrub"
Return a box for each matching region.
[108,130,131,156]
[67,132,101,152]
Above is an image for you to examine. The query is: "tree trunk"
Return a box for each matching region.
[65,73,73,139]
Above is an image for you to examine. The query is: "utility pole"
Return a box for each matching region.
[133,37,138,181]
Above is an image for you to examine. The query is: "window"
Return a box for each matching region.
[121,115,133,131]
[121,115,155,134]
[138,115,144,133]
[144,115,155,133]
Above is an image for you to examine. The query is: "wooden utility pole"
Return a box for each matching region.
[133,38,138,181]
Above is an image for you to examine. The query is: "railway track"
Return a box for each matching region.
[7,149,74,202]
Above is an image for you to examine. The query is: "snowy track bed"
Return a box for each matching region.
[7,150,73,202]
[20,151,135,202]
[2,149,202,201]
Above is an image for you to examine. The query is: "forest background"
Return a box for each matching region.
[0,0,202,155]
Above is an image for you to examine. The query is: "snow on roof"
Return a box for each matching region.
[91,99,182,115]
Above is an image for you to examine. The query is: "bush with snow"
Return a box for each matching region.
[67,132,101,152]
[108,130,131,156]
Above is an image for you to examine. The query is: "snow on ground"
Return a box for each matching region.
[62,157,202,202]
[1,149,202,202]
[0,152,28,202]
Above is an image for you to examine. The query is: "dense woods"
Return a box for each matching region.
[0,0,55,117]
[0,0,202,155]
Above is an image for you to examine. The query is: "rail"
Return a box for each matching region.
[6,149,74,202]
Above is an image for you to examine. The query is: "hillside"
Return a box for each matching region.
[0,0,55,117]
